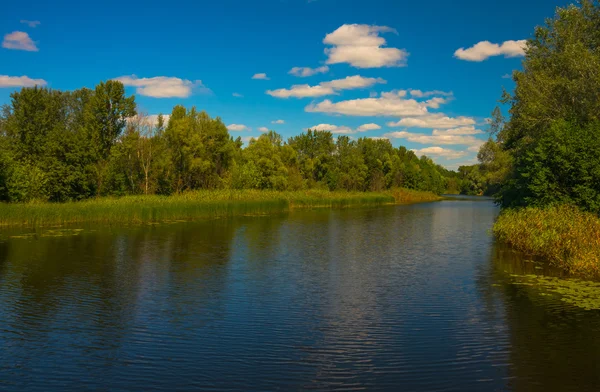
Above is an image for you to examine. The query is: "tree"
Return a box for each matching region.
[85,80,136,159]
[496,0,600,211]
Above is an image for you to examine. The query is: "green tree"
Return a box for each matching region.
[497,0,600,210]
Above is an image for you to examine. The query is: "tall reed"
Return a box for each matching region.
[0,188,441,228]
[493,205,600,278]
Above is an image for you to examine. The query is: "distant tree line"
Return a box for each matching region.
[459,0,600,213]
[0,81,455,202]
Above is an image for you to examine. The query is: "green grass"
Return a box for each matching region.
[0,188,441,228]
[493,205,600,278]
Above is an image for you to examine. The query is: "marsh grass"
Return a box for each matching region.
[0,188,440,228]
[493,205,600,278]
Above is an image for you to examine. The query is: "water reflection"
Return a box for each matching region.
[482,241,600,392]
[0,201,599,391]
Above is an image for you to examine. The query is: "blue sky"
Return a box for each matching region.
[1,0,569,169]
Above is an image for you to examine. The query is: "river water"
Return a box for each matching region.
[1,197,599,391]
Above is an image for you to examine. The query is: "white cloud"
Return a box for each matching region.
[409,89,453,98]
[357,123,381,132]
[454,40,527,61]
[289,66,329,77]
[227,124,250,131]
[306,90,444,116]
[241,136,255,145]
[412,146,468,160]
[2,31,38,51]
[387,114,476,128]
[127,114,171,128]
[0,75,46,87]
[268,84,334,98]
[20,20,40,28]
[114,75,209,98]
[309,123,381,134]
[232,92,243,97]
[271,119,285,124]
[502,73,512,79]
[267,75,385,98]
[252,73,270,80]
[258,127,269,132]
[384,130,485,150]
[324,24,408,68]
[322,75,386,90]
[432,126,483,135]
[309,124,353,134]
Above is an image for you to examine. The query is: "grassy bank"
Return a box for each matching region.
[493,205,600,278]
[0,188,441,228]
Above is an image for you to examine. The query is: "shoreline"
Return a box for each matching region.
[0,188,442,229]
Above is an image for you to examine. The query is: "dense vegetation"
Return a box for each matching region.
[494,206,600,278]
[0,188,441,228]
[479,0,600,276]
[0,82,452,203]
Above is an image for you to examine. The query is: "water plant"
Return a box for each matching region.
[0,188,440,228]
[493,205,600,278]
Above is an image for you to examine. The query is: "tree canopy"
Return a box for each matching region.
[0,81,457,202]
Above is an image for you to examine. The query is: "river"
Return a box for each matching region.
[1,197,599,391]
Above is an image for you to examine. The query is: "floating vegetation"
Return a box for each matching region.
[8,233,36,239]
[40,229,84,237]
[509,274,600,311]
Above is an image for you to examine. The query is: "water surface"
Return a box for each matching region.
[1,198,599,391]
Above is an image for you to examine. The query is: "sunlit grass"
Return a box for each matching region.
[493,205,600,278]
[0,188,441,228]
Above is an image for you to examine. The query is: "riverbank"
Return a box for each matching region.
[0,188,441,228]
[493,205,600,278]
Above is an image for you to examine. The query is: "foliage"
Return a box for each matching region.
[490,0,600,211]
[0,82,457,202]
[0,188,440,228]
[494,205,600,278]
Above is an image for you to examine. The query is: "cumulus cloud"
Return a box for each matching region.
[454,40,527,61]
[127,114,171,128]
[271,119,285,124]
[432,126,483,135]
[384,130,485,151]
[258,127,269,132]
[114,75,209,98]
[387,114,476,128]
[241,136,255,145]
[267,75,385,98]
[0,75,46,87]
[20,20,41,28]
[252,73,270,80]
[268,84,333,99]
[324,24,408,68]
[289,66,329,77]
[412,147,468,160]
[409,89,453,98]
[227,124,249,131]
[2,31,38,51]
[357,123,381,132]
[232,92,243,97]
[502,73,513,79]
[305,90,445,116]
[309,123,381,134]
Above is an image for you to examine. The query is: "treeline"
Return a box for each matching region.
[460,0,600,213]
[0,82,453,202]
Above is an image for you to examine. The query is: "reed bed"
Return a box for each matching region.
[0,188,441,228]
[493,205,600,278]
